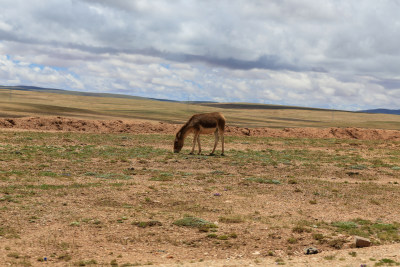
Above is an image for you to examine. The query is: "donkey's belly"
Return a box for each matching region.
[199,126,217,135]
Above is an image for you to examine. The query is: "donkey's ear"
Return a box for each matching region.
[177,132,181,138]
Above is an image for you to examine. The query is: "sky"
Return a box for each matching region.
[1,0,400,110]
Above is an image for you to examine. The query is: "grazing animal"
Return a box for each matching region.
[174,112,225,155]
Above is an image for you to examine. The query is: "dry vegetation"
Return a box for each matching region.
[2,88,400,266]
[2,88,400,129]
[1,126,400,266]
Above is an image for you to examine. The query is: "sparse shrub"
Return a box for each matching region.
[329,238,347,249]
[58,254,72,261]
[349,165,367,170]
[173,216,217,229]
[150,172,173,181]
[370,199,381,205]
[348,251,357,257]
[218,216,244,224]
[292,225,311,233]
[312,233,324,241]
[246,178,281,184]
[229,233,238,239]
[132,221,162,228]
[374,258,400,266]
[70,221,80,227]
[275,258,285,265]
[324,255,335,260]
[217,235,229,240]
[207,234,218,238]
[198,227,210,232]
[39,171,57,177]
[7,252,20,258]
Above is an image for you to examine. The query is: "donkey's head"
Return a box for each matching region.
[174,132,184,153]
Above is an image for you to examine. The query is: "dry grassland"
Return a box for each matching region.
[1,127,400,266]
[2,88,400,129]
[2,88,400,266]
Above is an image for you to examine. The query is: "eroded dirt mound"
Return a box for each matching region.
[229,126,400,140]
[1,116,400,140]
[0,117,178,134]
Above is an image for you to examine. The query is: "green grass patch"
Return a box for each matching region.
[94,173,132,180]
[39,171,58,177]
[173,216,217,229]
[374,258,400,266]
[218,215,244,224]
[149,172,174,181]
[132,220,162,228]
[0,226,20,238]
[331,219,400,242]
[331,221,358,230]
[245,177,281,184]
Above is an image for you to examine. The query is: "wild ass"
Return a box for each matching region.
[174,112,225,155]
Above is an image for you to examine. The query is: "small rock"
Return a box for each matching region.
[304,247,319,255]
[355,236,371,248]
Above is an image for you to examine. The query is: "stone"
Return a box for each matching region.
[304,247,319,255]
[355,236,371,248]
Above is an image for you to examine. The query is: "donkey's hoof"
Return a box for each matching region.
[221,153,225,156]
[209,153,215,156]
[189,152,194,155]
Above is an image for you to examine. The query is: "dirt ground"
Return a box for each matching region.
[1,117,400,267]
[2,116,400,140]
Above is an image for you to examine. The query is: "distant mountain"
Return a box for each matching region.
[197,102,335,112]
[358,109,400,115]
[0,85,148,100]
[1,85,219,104]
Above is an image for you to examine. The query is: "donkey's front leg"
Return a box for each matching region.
[190,132,199,155]
[197,136,202,155]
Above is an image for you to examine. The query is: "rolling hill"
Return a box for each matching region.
[1,85,400,129]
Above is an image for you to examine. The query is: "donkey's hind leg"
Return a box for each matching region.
[220,133,225,156]
[209,130,219,156]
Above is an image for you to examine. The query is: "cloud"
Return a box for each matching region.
[1,0,400,110]
[0,55,84,89]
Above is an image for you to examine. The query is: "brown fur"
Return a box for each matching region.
[174,112,225,155]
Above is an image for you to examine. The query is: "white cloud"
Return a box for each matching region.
[0,0,400,110]
[0,55,84,89]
